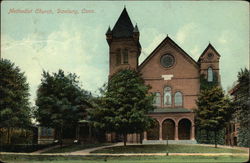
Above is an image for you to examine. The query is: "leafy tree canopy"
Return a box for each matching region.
[196,87,233,130]
[200,73,218,90]
[89,69,154,145]
[234,68,249,147]
[196,86,233,147]
[0,59,31,129]
[35,69,91,132]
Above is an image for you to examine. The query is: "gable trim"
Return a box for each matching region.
[198,43,221,62]
[138,36,199,70]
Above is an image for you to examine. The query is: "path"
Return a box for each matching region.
[31,144,68,154]
[0,152,248,157]
[70,142,141,154]
[69,143,121,155]
[192,143,249,151]
[1,143,248,157]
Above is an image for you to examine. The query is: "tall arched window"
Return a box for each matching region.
[153,92,161,106]
[207,67,213,82]
[174,92,183,107]
[123,49,128,64]
[164,87,172,106]
[116,49,121,65]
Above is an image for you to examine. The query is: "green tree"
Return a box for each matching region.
[196,73,226,145]
[89,69,154,146]
[196,86,233,148]
[0,59,31,144]
[200,73,218,90]
[234,68,249,147]
[35,70,91,145]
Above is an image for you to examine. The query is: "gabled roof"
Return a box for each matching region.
[138,36,199,70]
[198,43,221,62]
[112,8,134,38]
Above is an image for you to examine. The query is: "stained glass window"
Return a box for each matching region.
[174,92,183,106]
[153,92,161,106]
[164,87,172,106]
[161,54,175,68]
[208,67,213,82]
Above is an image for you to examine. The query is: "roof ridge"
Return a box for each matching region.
[139,36,199,70]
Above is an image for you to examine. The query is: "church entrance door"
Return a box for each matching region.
[162,119,175,140]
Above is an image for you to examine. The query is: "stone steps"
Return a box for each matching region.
[143,140,197,144]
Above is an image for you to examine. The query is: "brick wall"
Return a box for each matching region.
[139,40,200,110]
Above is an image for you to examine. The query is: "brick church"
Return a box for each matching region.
[105,8,221,143]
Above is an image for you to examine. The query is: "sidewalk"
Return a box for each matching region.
[31,144,68,154]
[0,152,248,157]
[192,143,249,151]
[0,143,248,157]
[69,142,121,155]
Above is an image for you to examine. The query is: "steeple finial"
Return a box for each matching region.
[106,26,112,35]
[133,24,139,33]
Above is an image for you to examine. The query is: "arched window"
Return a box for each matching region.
[207,67,213,82]
[123,49,128,64]
[174,92,183,107]
[164,87,172,106]
[153,92,161,106]
[116,49,121,65]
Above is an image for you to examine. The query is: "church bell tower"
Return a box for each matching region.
[106,8,141,77]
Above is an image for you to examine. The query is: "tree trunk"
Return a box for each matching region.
[7,127,10,144]
[206,130,209,143]
[123,133,127,146]
[248,147,250,163]
[214,130,217,148]
[60,126,63,148]
[89,125,92,141]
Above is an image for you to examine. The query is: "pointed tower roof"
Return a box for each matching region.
[112,8,134,38]
[133,24,139,33]
[106,26,112,35]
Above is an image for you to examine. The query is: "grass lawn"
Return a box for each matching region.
[0,155,248,163]
[43,143,112,153]
[92,144,247,154]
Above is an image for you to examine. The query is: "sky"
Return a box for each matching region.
[1,1,249,105]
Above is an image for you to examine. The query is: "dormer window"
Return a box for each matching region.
[207,67,213,82]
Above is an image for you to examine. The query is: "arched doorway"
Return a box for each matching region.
[147,119,159,140]
[178,118,191,140]
[162,119,175,140]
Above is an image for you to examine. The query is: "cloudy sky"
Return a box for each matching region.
[1,1,249,105]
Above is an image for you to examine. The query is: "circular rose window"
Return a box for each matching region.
[160,54,175,68]
[207,53,214,60]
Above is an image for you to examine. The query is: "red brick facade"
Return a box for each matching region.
[106,8,221,143]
